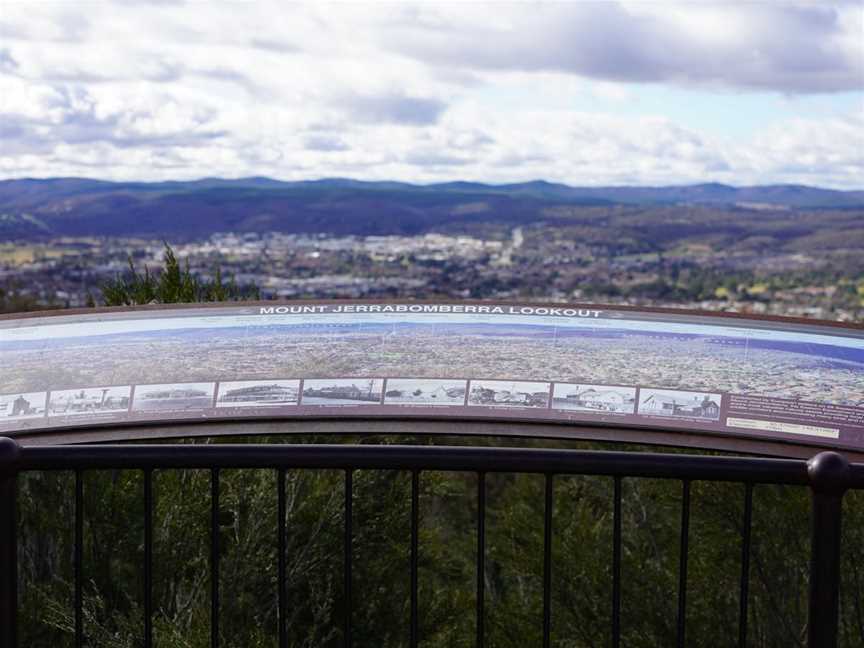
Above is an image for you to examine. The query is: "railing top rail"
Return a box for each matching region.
[4,440,864,488]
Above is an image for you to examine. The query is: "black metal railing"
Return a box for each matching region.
[1,436,863,648]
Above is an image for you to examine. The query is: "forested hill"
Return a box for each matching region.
[0,177,862,240]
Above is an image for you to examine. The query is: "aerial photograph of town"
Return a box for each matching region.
[2,310,861,410]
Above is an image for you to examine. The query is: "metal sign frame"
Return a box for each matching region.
[1,300,862,457]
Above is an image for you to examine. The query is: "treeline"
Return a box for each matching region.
[0,284,46,314]
[581,263,863,307]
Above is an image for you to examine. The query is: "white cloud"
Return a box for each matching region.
[0,1,861,187]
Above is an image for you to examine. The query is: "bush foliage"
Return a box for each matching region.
[15,436,864,647]
[98,243,258,306]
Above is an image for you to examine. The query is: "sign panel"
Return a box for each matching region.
[1,302,862,452]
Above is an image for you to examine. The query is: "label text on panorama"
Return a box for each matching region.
[259,304,603,318]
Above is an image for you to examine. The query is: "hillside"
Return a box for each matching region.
[0,177,861,240]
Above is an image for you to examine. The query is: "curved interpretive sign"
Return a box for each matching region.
[1,301,862,456]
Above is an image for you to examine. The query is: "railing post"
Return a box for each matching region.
[806,451,849,648]
[0,437,21,648]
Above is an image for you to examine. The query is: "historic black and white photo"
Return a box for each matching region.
[216,380,300,408]
[301,378,383,405]
[468,380,550,408]
[638,389,722,420]
[384,378,467,406]
[132,382,216,412]
[48,386,131,416]
[552,383,636,413]
[0,391,47,420]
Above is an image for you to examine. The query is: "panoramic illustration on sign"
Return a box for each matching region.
[0,302,862,451]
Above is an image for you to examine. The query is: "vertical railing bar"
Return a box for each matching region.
[542,473,553,648]
[738,482,753,648]
[612,476,622,648]
[410,469,420,648]
[75,468,83,648]
[278,469,287,648]
[344,469,353,648]
[476,471,486,648]
[676,479,691,648]
[807,452,848,648]
[144,469,153,648]
[0,440,18,648]
[210,468,220,648]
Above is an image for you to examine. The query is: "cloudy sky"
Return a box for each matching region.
[1,1,862,187]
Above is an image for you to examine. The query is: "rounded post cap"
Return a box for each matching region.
[0,437,21,471]
[807,451,849,494]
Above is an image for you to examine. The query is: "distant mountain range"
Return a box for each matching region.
[1,177,861,240]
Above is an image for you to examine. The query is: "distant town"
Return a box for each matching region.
[1,178,861,321]
[2,225,861,321]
